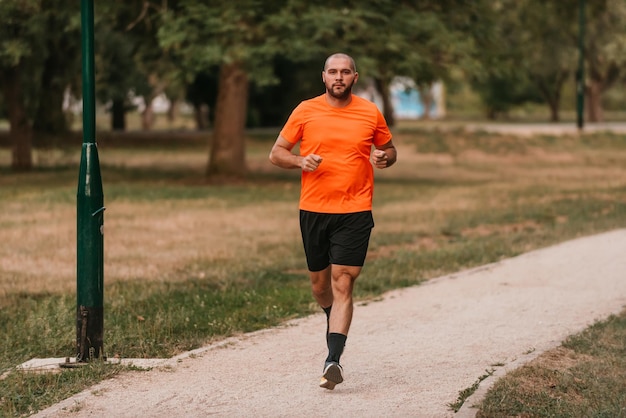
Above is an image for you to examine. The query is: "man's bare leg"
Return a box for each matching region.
[328,264,360,335]
[314,264,361,389]
[310,265,333,308]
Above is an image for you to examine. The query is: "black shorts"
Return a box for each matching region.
[299,210,374,272]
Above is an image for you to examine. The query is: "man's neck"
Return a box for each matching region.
[325,92,352,108]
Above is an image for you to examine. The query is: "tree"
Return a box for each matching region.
[125,1,181,131]
[0,1,43,170]
[185,70,219,130]
[0,1,84,169]
[469,0,551,119]
[95,2,158,131]
[248,57,324,128]
[581,0,626,122]
[159,0,290,178]
[522,2,577,122]
[274,0,491,125]
[490,0,577,121]
[469,0,626,122]
[32,0,81,139]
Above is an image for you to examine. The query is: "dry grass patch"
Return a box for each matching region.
[0,198,301,295]
[501,346,594,400]
[461,220,544,238]
[477,311,626,416]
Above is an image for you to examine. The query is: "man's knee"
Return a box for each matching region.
[332,265,361,280]
[331,266,360,296]
[310,267,331,295]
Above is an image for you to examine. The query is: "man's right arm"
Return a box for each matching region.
[269,136,322,172]
[269,136,303,169]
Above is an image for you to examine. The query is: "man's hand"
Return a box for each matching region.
[371,149,388,169]
[301,154,323,172]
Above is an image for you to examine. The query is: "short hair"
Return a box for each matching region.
[324,53,356,72]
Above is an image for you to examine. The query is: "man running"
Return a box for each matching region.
[269,52,397,389]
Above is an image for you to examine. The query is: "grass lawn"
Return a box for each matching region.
[1,123,625,416]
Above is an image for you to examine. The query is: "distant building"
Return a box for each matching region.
[355,77,445,119]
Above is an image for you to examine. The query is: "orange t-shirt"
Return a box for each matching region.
[280,94,392,213]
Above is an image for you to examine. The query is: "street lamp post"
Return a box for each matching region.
[76,0,105,362]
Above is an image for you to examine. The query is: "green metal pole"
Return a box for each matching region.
[77,0,105,362]
[576,0,585,130]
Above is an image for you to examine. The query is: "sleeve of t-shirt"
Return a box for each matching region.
[373,109,393,147]
[279,102,306,145]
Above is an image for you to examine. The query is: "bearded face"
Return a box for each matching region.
[325,77,355,100]
[322,56,358,100]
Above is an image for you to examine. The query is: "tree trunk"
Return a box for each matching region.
[374,77,395,127]
[194,104,209,131]
[585,80,604,123]
[207,62,249,178]
[535,73,566,123]
[167,98,178,126]
[1,67,33,171]
[548,100,559,122]
[111,98,126,131]
[141,80,168,130]
[538,82,560,122]
[141,100,155,130]
[33,50,69,137]
[417,84,433,120]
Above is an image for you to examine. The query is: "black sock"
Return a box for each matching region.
[326,333,347,365]
[322,305,332,341]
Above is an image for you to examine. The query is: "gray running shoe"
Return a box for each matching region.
[319,362,344,390]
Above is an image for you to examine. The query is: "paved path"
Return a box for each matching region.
[463,121,626,136]
[34,229,626,417]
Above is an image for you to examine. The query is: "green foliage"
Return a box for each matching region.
[94,3,166,112]
[0,1,42,67]
[32,0,82,136]
[156,0,499,125]
[0,0,47,122]
[583,0,626,84]
[2,0,626,137]
[473,73,544,119]
[158,0,286,86]
[469,0,571,119]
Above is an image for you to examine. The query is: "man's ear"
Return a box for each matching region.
[354,72,359,84]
